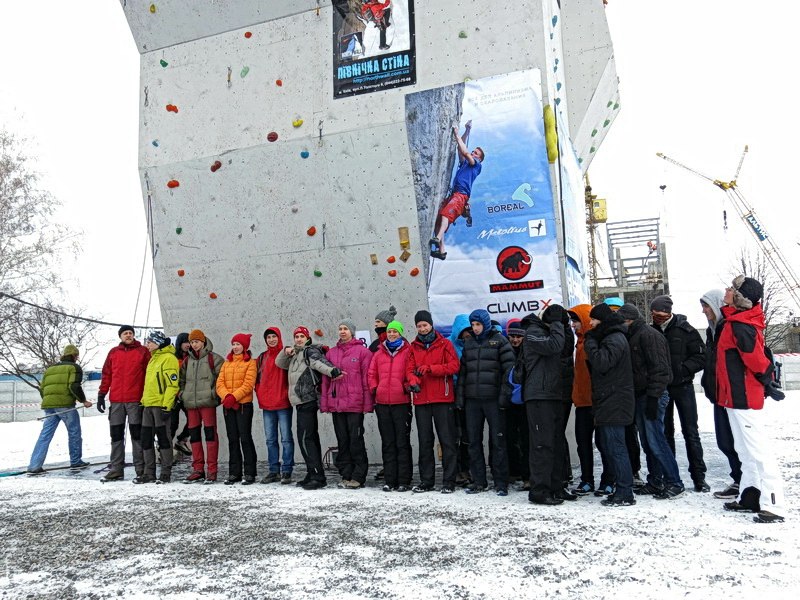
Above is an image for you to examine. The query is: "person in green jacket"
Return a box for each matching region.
[28,345,93,474]
[136,331,180,484]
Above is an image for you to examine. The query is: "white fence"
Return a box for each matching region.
[0,380,102,423]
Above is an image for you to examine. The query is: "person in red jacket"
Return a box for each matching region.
[255,326,294,485]
[97,325,151,482]
[368,320,412,492]
[406,310,461,493]
[716,276,786,524]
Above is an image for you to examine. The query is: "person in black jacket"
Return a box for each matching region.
[557,310,576,493]
[583,303,636,506]
[504,319,529,489]
[520,304,568,505]
[618,304,685,499]
[650,295,709,492]
[458,309,515,495]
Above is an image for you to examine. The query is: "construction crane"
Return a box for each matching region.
[657,148,800,314]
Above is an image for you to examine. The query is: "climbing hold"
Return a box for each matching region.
[292,118,304,128]
[603,119,610,127]
[543,105,558,164]
[149,4,156,14]
[556,82,562,91]
[370,254,378,265]
[552,15,558,27]
[160,59,168,68]
[590,146,596,153]
[240,66,249,78]
[591,129,598,137]
[291,207,299,213]
[613,102,620,110]
[607,100,613,108]
[307,226,317,236]
[167,180,180,189]
[554,58,559,65]
[300,150,310,159]
[210,160,222,172]
[166,104,178,113]
[387,256,396,264]
[313,269,322,277]
[400,249,411,262]
[410,267,420,277]
[314,329,324,337]
[388,270,397,277]
[177,269,185,277]
[152,140,159,147]
[267,131,278,142]
[659,184,667,191]
[275,79,283,86]
[554,97,561,105]
[459,31,467,38]
[244,31,252,39]
[209,292,218,299]
[578,158,583,164]
[175,227,182,234]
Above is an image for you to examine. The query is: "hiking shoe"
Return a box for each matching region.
[241,476,256,486]
[260,473,280,484]
[302,479,327,490]
[224,476,242,486]
[713,483,740,499]
[174,439,191,456]
[594,484,614,497]
[634,482,663,496]
[464,483,487,494]
[337,480,352,489]
[184,472,205,484]
[555,488,578,501]
[132,475,155,484]
[70,461,90,469]
[440,486,455,494]
[343,480,364,489]
[203,475,217,485]
[601,494,636,507]
[280,473,292,485]
[495,488,508,497]
[571,481,594,496]
[27,468,45,476]
[693,479,710,493]
[296,477,312,488]
[455,472,472,487]
[724,501,758,513]
[515,480,531,492]
[654,485,685,500]
[396,485,411,493]
[382,484,396,492]
[632,472,645,487]
[753,511,785,524]
[101,471,125,482]
[156,474,171,484]
[374,468,385,481]
[529,494,564,506]
[412,484,434,493]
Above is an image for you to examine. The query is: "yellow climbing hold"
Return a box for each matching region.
[149,4,156,13]
[292,118,304,128]
[543,104,558,164]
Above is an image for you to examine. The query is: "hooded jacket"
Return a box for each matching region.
[716,303,773,410]
[700,289,726,403]
[652,313,706,387]
[141,345,180,410]
[321,337,374,413]
[99,340,151,403]
[275,343,338,406]
[40,360,86,409]
[179,337,224,410]
[625,319,672,398]
[216,351,257,406]
[569,304,593,407]
[368,338,411,405]
[458,328,515,402]
[255,326,290,411]
[519,312,565,402]
[174,332,190,362]
[448,314,472,360]
[406,331,460,405]
[583,315,635,426]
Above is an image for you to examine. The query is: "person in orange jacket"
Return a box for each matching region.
[216,333,257,485]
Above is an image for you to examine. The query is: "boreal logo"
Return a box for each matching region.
[496,246,532,281]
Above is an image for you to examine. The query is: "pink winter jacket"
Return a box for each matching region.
[368,339,411,405]
[321,338,374,413]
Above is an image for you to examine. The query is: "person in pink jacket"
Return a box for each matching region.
[321,320,374,489]
[367,320,412,492]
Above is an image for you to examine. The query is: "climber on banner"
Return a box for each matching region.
[430,120,485,260]
[361,1,393,50]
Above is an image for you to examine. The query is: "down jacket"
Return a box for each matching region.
[653,313,706,387]
[275,343,338,407]
[458,329,515,401]
[625,318,672,398]
[583,315,635,426]
[321,338,374,413]
[99,340,151,403]
[40,361,86,409]
[568,304,593,407]
[406,332,461,405]
[368,339,411,405]
[519,312,565,402]
[179,337,224,409]
[216,352,257,406]
[141,345,180,410]
[255,326,290,411]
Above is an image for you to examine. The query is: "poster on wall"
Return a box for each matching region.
[332,0,416,98]
[405,69,561,335]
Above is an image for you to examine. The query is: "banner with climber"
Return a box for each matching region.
[332,0,416,98]
[405,69,561,334]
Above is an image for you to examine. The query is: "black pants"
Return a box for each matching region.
[527,400,563,496]
[559,401,572,484]
[376,403,413,487]
[170,402,190,442]
[296,401,325,482]
[506,403,529,480]
[626,422,641,475]
[415,402,458,488]
[332,412,369,484]
[223,403,257,478]
[665,383,707,482]
[456,404,470,476]
[465,398,508,489]
[714,403,742,484]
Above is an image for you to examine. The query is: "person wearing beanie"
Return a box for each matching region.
[255,327,293,485]
[322,320,374,489]
[216,333,258,485]
[504,318,529,488]
[717,276,786,523]
[27,345,93,475]
[650,295,709,492]
[583,305,636,506]
[699,289,742,500]
[169,332,192,459]
[179,328,224,484]
[275,326,341,490]
[98,324,151,482]
[370,306,398,353]
[603,297,624,310]
[407,312,461,493]
[448,313,474,486]
[139,332,179,484]
[458,309,515,496]
[368,320,413,492]
[618,304,685,499]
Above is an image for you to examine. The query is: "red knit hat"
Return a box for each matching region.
[231,333,251,350]
[293,326,311,340]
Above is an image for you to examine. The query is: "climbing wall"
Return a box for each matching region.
[121,0,618,460]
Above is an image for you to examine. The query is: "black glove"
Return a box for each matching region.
[162,406,172,416]
[498,392,511,410]
[408,384,421,393]
[330,368,342,378]
[96,394,106,414]
[455,395,465,410]
[765,381,785,401]
[541,304,564,325]
[645,396,659,420]
[173,397,183,411]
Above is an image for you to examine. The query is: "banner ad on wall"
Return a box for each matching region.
[405,69,561,336]
[332,0,416,98]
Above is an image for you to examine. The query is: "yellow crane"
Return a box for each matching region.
[657,148,800,314]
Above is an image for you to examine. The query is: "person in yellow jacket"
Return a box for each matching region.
[137,330,179,484]
[216,333,258,485]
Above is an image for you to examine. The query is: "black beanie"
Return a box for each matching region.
[118,325,135,337]
[737,277,763,305]
[414,310,433,326]
[589,303,614,322]
[650,295,673,313]
[617,304,641,321]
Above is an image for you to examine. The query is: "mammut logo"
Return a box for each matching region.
[496,246,532,281]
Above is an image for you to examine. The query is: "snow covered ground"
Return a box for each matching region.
[1,395,798,599]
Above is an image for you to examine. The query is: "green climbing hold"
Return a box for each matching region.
[459,31,467,38]
[607,100,613,108]
[613,102,620,110]
[603,119,610,127]
[591,129,597,137]
[160,59,168,68]
[314,269,322,277]
[590,147,596,153]
[240,66,250,78]
[578,158,583,164]
[175,227,182,234]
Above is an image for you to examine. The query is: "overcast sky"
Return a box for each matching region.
[1,1,798,367]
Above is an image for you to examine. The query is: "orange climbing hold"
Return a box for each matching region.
[388,270,397,277]
[275,79,283,87]
[244,31,252,38]
[314,329,324,337]
[177,269,185,277]
[166,104,179,113]
[209,292,218,299]
[387,256,396,264]
[307,226,317,236]
[167,180,180,189]
[410,267,420,277]
[211,160,222,172]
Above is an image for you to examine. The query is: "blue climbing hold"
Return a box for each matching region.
[300,150,310,159]
[552,15,558,27]
[152,140,159,147]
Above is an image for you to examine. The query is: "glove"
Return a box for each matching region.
[765,381,785,401]
[408,384,421,394]
[162,405,172,416]
[498,392,511,410]
[330,368,342,378]
[541,304,564,325]
[645,396,659,421]
[96,394,106,414]
[414,365,431,376]
[222,394,238,410]
[455,395,465,410]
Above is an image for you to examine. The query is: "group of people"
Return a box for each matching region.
[27,276,786,523]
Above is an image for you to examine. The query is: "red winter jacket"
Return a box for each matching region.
[321,338,374,413]
[716,304,773,410]
[255,326,290,411]
[368,339,411,405]
[99,340,151,403]
[406,333,460,405]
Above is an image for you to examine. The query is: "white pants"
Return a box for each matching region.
[727,406,785,512]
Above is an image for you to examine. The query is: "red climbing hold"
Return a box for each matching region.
[388,270,397,277]
[167,180,180,189]
[177,269,185,277]
[267,131,279,142]
[307,226,317,236]
[314,329,324,337]
[166,104,179,113]
[211,160,222,172]
[209,292,218,299]
[387,256,396,264]
[244,31,252,38]
[410,267,420,277]
[275,79,283,87]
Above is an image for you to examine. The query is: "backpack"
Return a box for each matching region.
[508,346,526,405]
